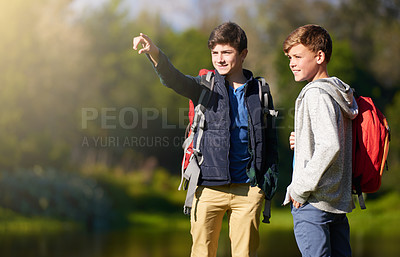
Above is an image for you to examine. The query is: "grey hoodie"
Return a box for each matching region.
[283,77,358,213]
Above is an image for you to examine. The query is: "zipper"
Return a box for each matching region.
[222,79,231,183]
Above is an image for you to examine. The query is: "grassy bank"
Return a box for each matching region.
[0,207,80,234]
[0,167,399,235]
[127,191,400,237]
[347,192,400,235]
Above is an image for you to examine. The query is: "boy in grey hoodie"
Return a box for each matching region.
[282,25,358,257]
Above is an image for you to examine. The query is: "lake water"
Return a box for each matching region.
[0,227,399,257]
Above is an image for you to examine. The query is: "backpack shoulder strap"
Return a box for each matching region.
[191,71,215,165]
[254,76,279,224]
[179,71,215,214]
[198,71,214,104]
[256,76,278,117]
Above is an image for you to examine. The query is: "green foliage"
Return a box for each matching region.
[0,0,399,197]
[78,164,186,228]
[328,39,357,84]
[1,166,399,236]
[0,207,79,234]
[0,166,187,231]
[348,192,400,235]
[0,168,111,230]
[0,0,91,170]
[382,91,400,192]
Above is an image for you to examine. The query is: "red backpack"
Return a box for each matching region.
[178,69,215,215]
[352,95,390,209]
[181,69,214,173]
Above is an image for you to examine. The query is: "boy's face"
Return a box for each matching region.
[211,44,247,77]
[286,43,322,82]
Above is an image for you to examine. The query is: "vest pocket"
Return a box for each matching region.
[199,129,230,181]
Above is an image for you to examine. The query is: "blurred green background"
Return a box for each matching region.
[0,0,399,256]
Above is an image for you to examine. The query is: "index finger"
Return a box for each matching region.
[132,35,144,50]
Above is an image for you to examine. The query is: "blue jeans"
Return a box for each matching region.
[291,202,351,257]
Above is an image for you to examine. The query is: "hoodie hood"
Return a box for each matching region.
[299,77,359,120]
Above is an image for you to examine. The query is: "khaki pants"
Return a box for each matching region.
[190,183,264,257]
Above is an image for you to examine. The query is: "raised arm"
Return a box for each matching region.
[132,33,205,101]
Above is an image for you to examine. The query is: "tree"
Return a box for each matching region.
[0,0,90,169]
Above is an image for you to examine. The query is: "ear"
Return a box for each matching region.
[316,50,326,64]
[240,49,248,62]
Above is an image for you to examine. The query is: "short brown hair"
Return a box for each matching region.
[208,22,247,53]
[283,24,332,63]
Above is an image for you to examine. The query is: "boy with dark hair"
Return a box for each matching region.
[133,22,278,257]
[283,24,358,257]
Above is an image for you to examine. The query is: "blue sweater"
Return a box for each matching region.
[228,83,250,183]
